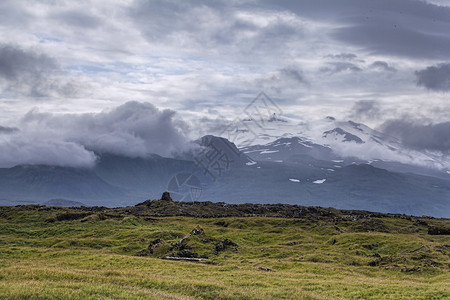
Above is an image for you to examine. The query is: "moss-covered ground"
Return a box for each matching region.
[0,204,449,299]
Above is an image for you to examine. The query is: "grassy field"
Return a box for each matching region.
[0,203,449,299]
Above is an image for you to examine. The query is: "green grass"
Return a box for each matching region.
[0,205,449,299]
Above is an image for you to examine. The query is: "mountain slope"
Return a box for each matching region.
[0,165,127,206]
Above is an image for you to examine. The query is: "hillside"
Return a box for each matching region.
[0,199,449,299]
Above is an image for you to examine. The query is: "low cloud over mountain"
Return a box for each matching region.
[381,119,450,153]
[0,102,192,168]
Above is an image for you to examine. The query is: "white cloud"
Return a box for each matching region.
[0,0,449,143]
[0,101,193,168]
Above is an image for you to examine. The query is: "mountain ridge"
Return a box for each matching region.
[0,118,449,218]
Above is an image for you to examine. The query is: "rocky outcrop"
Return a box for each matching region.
[138,226,238,260]
[160,192,173,202]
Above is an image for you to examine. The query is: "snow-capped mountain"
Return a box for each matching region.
[241,136,338,162]
[224,115,450,175]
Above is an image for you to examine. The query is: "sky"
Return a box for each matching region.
[0,0,450,167]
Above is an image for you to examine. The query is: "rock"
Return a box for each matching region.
[189,225,205,236]
[427,226,450,235]
[161,192,173,201]
[414,220,428,226]
[139,226,237,259]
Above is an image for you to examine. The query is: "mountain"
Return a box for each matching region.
[0,165,127,206]
[43,199,86,207]
[196,135,255,166]
[94,153,199,202]
[322,127,364,144]
[241,136,338,162]
[229,115,450,176]
[0,129,449,217]
[199,157,450,218]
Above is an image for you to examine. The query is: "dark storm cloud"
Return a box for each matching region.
[415,63,450,92]
[0,44,79,97]
[264,0,450,59]
[349,100,381,120]
[0,102,194,168]
[381,119,450,152]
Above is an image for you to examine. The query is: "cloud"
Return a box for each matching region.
[279,67,307,84]
[0,0,31,27]
[265,0,450,60]
[381,119,450,153]
[325,53,358,60]
[0,44,81,97]
[52,10,102,29]
[333,23,450,60]
[128,0,306,61]
[0,126,18,134]
[256,66,309,95]
[0,44,57,80]
[415,63,450,92]
[0,102,193,168]
[370,61,396,72]
[349,100,382,120]
[320,62,362,74]
[0,137,98,168]
[0,0,449,137]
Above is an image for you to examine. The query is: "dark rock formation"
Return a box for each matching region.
[161,192,173,201]
[138,226,238,259]
[428,226,450,235]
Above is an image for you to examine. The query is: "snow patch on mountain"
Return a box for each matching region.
[313,179,326,184]
[260,150,279,154]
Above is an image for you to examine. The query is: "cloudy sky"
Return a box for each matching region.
[1,0,450,166]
